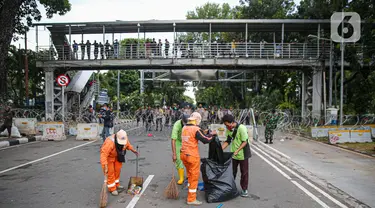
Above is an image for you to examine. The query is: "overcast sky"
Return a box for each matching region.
[13,0,300,101]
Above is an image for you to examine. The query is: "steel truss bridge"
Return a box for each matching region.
[33,19,373,121]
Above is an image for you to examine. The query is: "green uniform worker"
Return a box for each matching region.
[171,114,189,185]
[265,109,280,144]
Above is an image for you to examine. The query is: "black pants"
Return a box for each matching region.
[165,116,170,125]
[156,118,163,130]
[146,121,152,131]
[232,158,249,190]
[0,124,11,137]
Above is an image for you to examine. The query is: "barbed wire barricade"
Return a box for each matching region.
[2,101,374,141]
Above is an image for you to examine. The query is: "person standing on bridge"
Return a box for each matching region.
[171,114,189,185]
[72,40,78,60]
[93,41,99,60]
[86,40,91,60]
[100,129,139,196]
[181,112,216,205]
[264,109,280,144]
[165,39,170,58]
[114,39,119,59]
[80,40,85,60]
[105,40,110,59]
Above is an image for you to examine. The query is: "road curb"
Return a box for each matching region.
[253,141,372,208]
[0,136,40,148]
[285,132,375,159]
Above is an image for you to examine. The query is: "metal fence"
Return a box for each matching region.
[37,42,337,61]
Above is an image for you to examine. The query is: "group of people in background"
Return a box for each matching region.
[53,38,298,61]
[134,104,251,131]
[61,39,120,60]
[82,104,115,141]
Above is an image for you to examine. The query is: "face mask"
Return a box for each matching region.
[226,123,234,131]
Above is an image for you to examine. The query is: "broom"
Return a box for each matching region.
[164,163,179,199]
[99,175,108,208]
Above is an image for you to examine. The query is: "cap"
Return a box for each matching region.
[116,129,128,145]
[188,112,201,121]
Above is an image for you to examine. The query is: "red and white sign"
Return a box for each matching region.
[56,74,70,87]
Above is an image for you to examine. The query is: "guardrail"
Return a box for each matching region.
[37,43,337,61]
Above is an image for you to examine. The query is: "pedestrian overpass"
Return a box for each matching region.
[33,19,366,121]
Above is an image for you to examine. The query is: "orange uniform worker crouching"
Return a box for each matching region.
[100,129,138,196]
[181,112,217,206]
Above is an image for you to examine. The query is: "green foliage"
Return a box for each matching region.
[97,37,191,109]
[96,70,139,102]
[6,45,44,106]
[184,2,238,42]
[15,0,71,35]
[277,101,297,110]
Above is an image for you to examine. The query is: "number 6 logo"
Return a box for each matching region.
[331,12,361,43]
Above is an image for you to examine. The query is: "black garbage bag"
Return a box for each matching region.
[201,138,239,203]
[208,136,225,164]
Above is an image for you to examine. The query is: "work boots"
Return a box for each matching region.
[187,200,203,206]
[264,140,268,144]
[177,168,184,185]
[269,139,273,144]
[111,190,119,196]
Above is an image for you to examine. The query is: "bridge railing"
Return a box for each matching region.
[37,42,335,61]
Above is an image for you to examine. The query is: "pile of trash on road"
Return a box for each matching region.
[127,183,142,195]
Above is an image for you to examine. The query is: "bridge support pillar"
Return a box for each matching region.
[301,72,306,117]
[45,68,55,121]
[312,68,322,120]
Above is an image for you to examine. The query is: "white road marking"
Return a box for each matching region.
[258,141,291,159]
[252,145,292,180]
[291,181,330,208]
[252,147,330,208]
[126,175,154,208]
[0,141,41,151]
[0,140,96,175]
[252,144,348,208]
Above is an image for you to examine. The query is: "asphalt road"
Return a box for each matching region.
[0,128,349,208]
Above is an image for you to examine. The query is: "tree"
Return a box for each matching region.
[297,0,375,114]
[6,45,44,107]
[184,2,237,42]
[0,0,71,98]
[239,0,296,42]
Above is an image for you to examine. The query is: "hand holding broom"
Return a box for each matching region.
[164,163,179,199]
[100,167,108,208]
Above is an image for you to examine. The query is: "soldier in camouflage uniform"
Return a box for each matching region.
[264,109,279,144]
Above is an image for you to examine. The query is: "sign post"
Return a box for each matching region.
[56,74,70,121]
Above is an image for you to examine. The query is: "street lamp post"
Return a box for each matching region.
[117,70,120,118]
